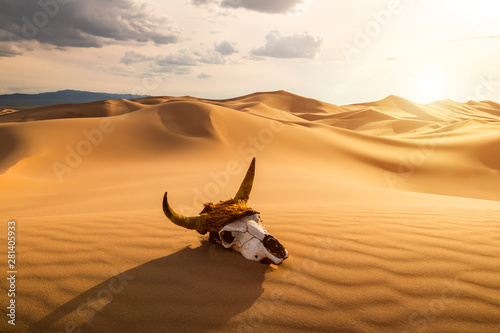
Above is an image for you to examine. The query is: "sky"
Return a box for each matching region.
[1,0,500,105]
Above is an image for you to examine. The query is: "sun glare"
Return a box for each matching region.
[415,73,447,103]
[426,0,491,23]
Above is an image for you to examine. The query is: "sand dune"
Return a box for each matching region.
[1,90,499,332]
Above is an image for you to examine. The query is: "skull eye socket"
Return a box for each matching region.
[220,230,235,244]
[209,231,220,243]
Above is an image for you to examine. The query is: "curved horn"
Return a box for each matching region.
[234,157,255,202]
[163,192,204,231]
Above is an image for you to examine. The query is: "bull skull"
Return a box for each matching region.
[162,158,289,265]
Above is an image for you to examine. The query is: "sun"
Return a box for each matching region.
[415,73,447,103]
[420,74,441,93]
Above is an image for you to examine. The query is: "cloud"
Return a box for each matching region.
[443,34,500,42]
[156,49,199,67]
[170,67,193,75]
[196,49,225,64]
[151,49,216,74]
[220,0,304,13]
[197,73,212,79]
[0,0,180,54]
[0,43,23,57]
[191,0,305,14]
[97,63,139,77]
[120,50,155,65]
[149,62,193,75]
[148,42,238,74]
[191,0,214,5]
[475,35,500,40]
[252,30,323,59]
[214,40,238,55]
[115,39,239,77]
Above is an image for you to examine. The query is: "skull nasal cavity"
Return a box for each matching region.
[221,231,235,243]
[263,235,287,258]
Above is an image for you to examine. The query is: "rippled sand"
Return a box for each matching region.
[1,91,499,332]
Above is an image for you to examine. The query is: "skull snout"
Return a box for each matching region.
[216,219,289,265]
[263,235,288,261]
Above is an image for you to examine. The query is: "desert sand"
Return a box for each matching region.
[0,90,499,332]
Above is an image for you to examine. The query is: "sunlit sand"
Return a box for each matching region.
[1,91,499,332]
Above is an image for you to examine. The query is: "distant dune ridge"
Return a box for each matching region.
[0,90,499,332]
